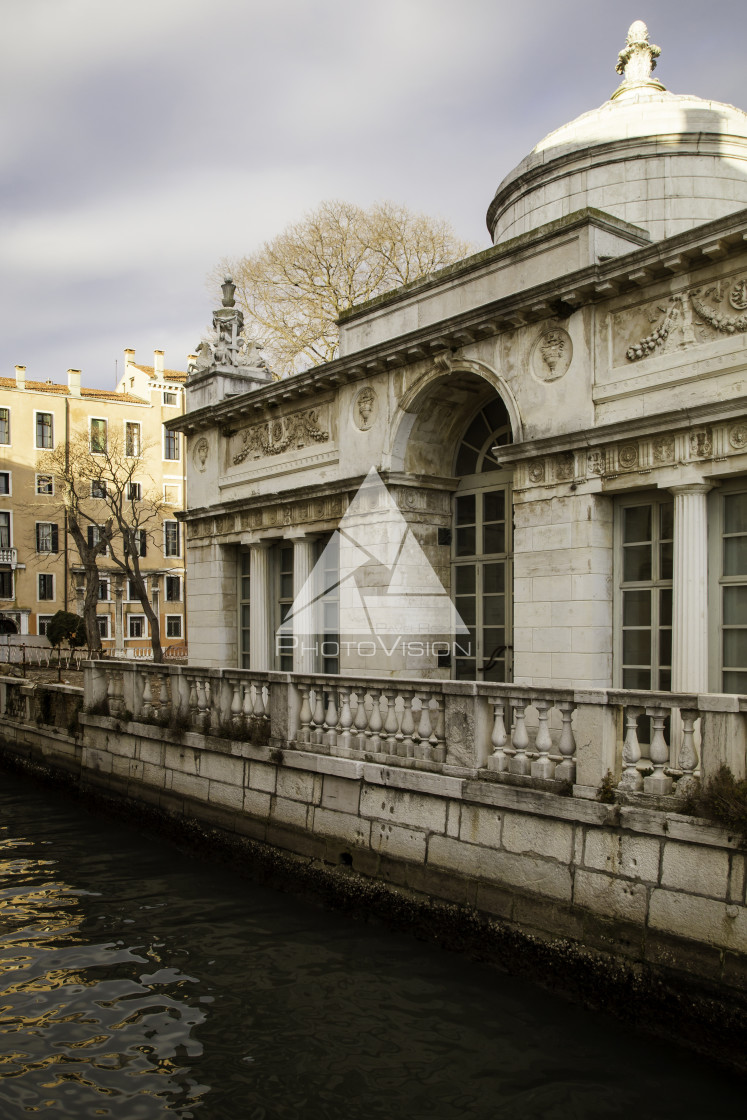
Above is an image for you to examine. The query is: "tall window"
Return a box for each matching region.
[97,616,110,639]
[0,571,13,598]
[0,512,10,548]
[127,481,141,501]
[91,480,107,499]
[38,574,54,601]
[35,412,53,449]
[98,579,110,601]
[38,615,53,637]
[125,422,141,457]
[0,472,9,495]
[0,408,9,445]
[163,391,178,406]
[36,522,59,553]
[317,534,340,674]
[166,615,182,639]
[36,474,53,495]
[617,496,673,690]
[717,487,747,692]
[87,525,108,554]
[165,575,181,601]
[164,521,180,557]
[128,615,145,639]
[240,551,251,668]
[276,544,294,671]
[90,418,107,454]
[164,430,180,460]
[134,530,147,557]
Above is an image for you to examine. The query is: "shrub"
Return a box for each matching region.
[688,765,747,837]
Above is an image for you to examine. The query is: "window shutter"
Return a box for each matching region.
[87,525,94,548]
[51,524,58,553]
[139,530,147,557]
[36,524,41,551]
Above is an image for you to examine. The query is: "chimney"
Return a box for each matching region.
[124,348,135,368]
[14,365,26,390]
[67,368,81,397]
[154,350,164,375]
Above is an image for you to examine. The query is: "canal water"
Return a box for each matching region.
[0,770,743,1119]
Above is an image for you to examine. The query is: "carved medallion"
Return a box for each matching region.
[652,436,674,464]
[353,386,377,430]
[730,280,747,311]
[729,423,747,449]
[587,449,605,475]
[689,429,712,458]
[618,443,639,469]
[193,436,210,473]
[531,328,572,382]
[528,461,546,484]
[555,453,574,481]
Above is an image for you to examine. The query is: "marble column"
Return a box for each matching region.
[670,483,712,693]
[249,542,271,671]
[291,535,317,674]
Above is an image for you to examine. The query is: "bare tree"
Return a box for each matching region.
[43,431,166,662]
[214,199,474,376]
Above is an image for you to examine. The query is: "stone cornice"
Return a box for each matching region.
[168,207,747,437]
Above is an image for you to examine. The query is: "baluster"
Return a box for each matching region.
[530,699,555,779]
[325,689,339,749]
[618,706,643,791]
[142,671,153,720]
[354,691,368,751]
[161,673,172,722]
[488,698,508,772]
[382,689,399,755]
[644,706,673,794]
[676,707,700,796]
[204,679,214,731]
[195,678,209,732]
[367,688,383,753]
[187,675,199,727]
[297,683,312,745]
[555,701,576,783]
[231,681,243,732]
[311,688,325,746]
[508,701,530,775]
[399,693,416,757]
[338,687,353,751]
[243,680,255,722]
[416,691,434,762]
[253,680,266,719]
[431,693,446,764]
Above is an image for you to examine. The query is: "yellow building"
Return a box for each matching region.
[0,351,188,654]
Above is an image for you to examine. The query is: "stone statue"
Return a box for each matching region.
[616,21,661,83]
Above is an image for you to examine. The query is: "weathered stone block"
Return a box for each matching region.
[138,741,164,767]
[141,762,166,789]
[277,768,321,805]
[446,799,461,838]
[199,752,245,786]
[359,785,447,833]
[574,868,648,924]
[170,770,209,801]
[371,821,427,864]
[649,889,747,951]
[583,830,660,882]
[661,841,730,898]
[501,811,573,862]
[321,774,361,814]
[209,780,243,810]
[312,806,371,848]
[271,795,310,830]
[243,788,272,818]
[427,835,572,900]
[248,761,277,793]
[729,854,746,904]
[458,803,502,849]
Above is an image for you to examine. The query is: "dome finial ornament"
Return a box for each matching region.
[616,20,661,83]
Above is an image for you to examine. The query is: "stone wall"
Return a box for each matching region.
[2,706,745,994]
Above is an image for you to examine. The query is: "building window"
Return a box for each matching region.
[91,480,107,499]
[35,412,53,449]
[36,522,59,553]
[0,408,9,445]
[717,486,747,692]
[240,550,251,669]
[0,512,10,548]
[316,534,340,675]
[165,575,181,602]
[133,530,147,557]
[164,520,180,557]
[163,391,178,406]
[617,496,674,690]
[127,579,139,602]
[38,573,54,601]
[98,616,110,639]
[127,481,141,501]
[276,544,294,671]
[164,430,180,460]
[98,579,110,601]
[0,571,13,599]
[38,615,53,637]
[36,474,53,496]
[128,615,146,639]
[163,483,180,506]
[0,472,9,496]
[166,615,182,639]
[125,422,141,457]
[87,525,108,555]
[90,418,107,454]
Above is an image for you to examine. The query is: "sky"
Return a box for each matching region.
[2,0,747,389]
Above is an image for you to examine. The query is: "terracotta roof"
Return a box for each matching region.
[132,364,187,383]
[0,378,147,404]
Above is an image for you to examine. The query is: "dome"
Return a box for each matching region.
[487,22,747,245]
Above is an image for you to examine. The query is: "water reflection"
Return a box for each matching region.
[0,771,744,1118]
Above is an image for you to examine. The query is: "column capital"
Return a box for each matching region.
[668,481,715,497]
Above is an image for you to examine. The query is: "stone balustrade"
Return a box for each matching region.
[77,663,747,799]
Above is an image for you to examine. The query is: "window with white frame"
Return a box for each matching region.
[164,520,180,557]
[127,481,141,501]
[127,579,139,601]
[87,525,108,555]
[98,578,110,601]
[36,522,59,553]
[128,614,146,639]
[275,543,294,671]
[0,407,9,445]
[163,391,178,406]
[164,429,180,460]
[35,411,53,449]
[166,615,182,639]
[713,483,747,693]
[91,479,107,499]
[0,571,13,598]
[240,550,250,669]
[133,529,147,557]
[97,615,110,639]
[37,615,53,637]
[616,495,674,690]
[90,417,107,454]
[0,512,10,548]
[35,474,53,496]
[165,575,181,601]
[38,573,54,601]
[0,471,9,496]
[125,421,141,457]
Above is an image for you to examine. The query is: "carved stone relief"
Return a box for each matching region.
[232,406,329,464]
[353,386,377,431]
[555,453,575,481]
[620,279,747,364]
[618,443,639,469]
[652,436,674,463]
[587,449,605,475]
[531,327,572,382]
[193,436,210,473]
[729,422,747,449]
[689,428,713,458]
[528,461,546,484]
